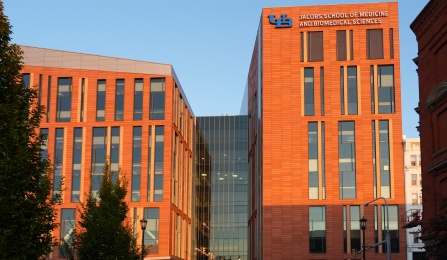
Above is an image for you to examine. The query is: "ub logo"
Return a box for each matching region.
[268,14,292,28]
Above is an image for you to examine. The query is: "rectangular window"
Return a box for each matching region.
[300,32,304,62]
[370,66,375,114]
[390,28,394,59]
[143,208,160,254]
[115,79,124,120]
[308,31,323,62]
[343,206,347,253]
[22,73,30,87]
[350,206,361,252]
[367,29,384,59]
[47,76,51,123]
[339,121,356,199]
[56,77,72,122]
[419,174,422,186]
[304,68,315,116]
[309,206,326,253]
[80,78,85,122]
[410,155,417,166]
[40,128,49,160]
[320,67,325,116]
[308,122,318,199]
[336,30,347,61]
[411,174,417,186]
[59,209,76,257]
[379,121,391,198]
[347,66,358,115]
[340,67,345,115]
[54,128,64,197]
[38,74,43,106]
[382,205,399,253]
[372,121,378,197]
[321,122,326,199]
[110,127,120,184]
[412,193,418,205]
[378,65,395,113]
[349,30,354,60]
[150,78,165,120]
[91,127,107,198]
[96,80,106,121]
[134,78,143,120]
[72,128,82,202]
[154,126,164,201]
[132,126,142,202]
[147,126,152,201]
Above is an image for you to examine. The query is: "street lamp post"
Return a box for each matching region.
[140,219,148,260]
[360,216,367,260]
[364,197,391,260]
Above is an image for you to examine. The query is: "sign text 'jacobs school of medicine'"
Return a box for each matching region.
[268,11,388,28]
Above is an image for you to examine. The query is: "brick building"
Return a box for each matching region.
[411,0,447,256]
[247,2,407,259]
[21,46,195,260]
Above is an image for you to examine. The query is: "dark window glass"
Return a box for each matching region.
[343,206,347,253]
[115,79,124,120]
[54,128,64,197]
[143,208,160,254]
[147,126,152,201]
[22,73,30,87]
[336,30,347,61]
[340,67,345,115]
[72,128,82,202]
[389,28,394,59]
[40,129,49,160]
[304,68,315,116]
[150,78,165,120]
[371,66,375,114]
[378,65,395,113]
[56,77,72,122]
[110,127,120,184]
[92,127,107,197]
[309,206,326,253]
[80,78,85,122]
[339,121,356,199]
[300,32,304,62]
[59,209,76,258]
[382,205,399,253]
[96,80,106,121]
[154,126,164,201]
[350,30,354,60]
[308,31,323,62]
[308,122,318,199]
[367,29,384,59]
[47,76,51,123]
[132,126,142,202]
[379,121,391,198]
[320,67,325,116]
[372,121,378,198]
[134,78,143,120]
[321,122,325,199]
[38,74,42,106]
[350,206,361,252]
[347,66,358,115]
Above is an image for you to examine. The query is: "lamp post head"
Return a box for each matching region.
[360,216,367,230]
[140,219,148,231]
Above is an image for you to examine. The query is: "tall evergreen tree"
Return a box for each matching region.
[0,1,59,258]
[74,163,140,260]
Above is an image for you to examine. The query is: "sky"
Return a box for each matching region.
[4,0,428,138]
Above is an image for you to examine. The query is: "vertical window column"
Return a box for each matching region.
[47,76,51,123]
[40,128,49,160]
[304,68,315,116]
[56,78,72,122]
[336,30,347,61]
[339,121,356,199]
[307,31,324,62]
[147,126,152,201]
[309,206,326,253]
[96,80,106,121]
[110,127,120,183]
[134,79,143,120]
[59,209,76,257]
[132,126,142,201]
[379,121,391,198]
[115,79,124,120]
[91,127,107,197]
[320,67,325,116]
[378,65,395,113]
[72,128,82,202]
[154,126,164,201]
[308,122,318,199]
[382,205,399,253]
[347,66,358,115]
[350,206,361,252]
[144,208,160,254]
[367,29,384,59]
[80,78,85,122]
[54,129,64,197]
[340,67,345,115]
[150,78,165,120]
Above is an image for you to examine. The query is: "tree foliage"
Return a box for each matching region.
[0,1,59,258]
[73,163,140,260]
[422,191,447,259]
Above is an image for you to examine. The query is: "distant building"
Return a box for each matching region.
[196,115,249,260]
[411,0,447,256]
[21,46,195,259]
[402,137,425,260]
[247,2,407,259]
